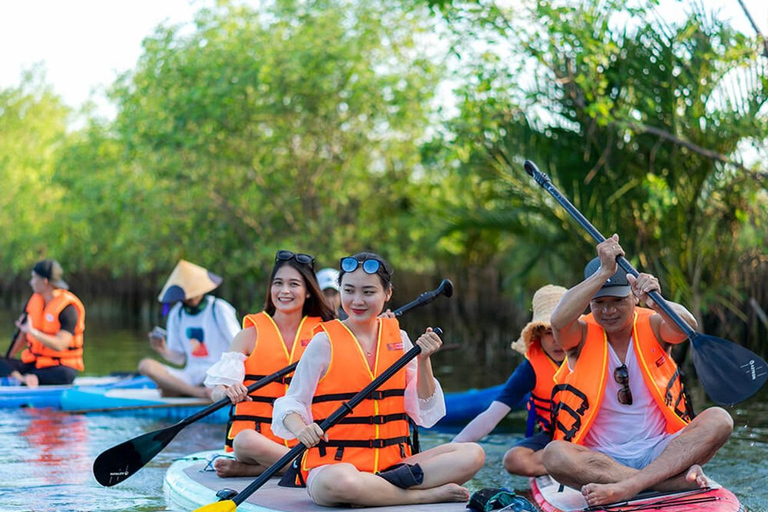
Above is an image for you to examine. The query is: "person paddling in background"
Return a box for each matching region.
[0,260,85,387]
[316,267,347,320]
[543,235,733,507]
[272,252,485,507]
[139,260,240,399]
[205,250,336,478]
[453,284,566,477]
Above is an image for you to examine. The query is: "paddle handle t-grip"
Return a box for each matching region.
[524,160,697,339]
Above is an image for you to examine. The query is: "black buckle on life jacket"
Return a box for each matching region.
[370,390,386,400]
[334,447,344,461]
[368,439,387,448]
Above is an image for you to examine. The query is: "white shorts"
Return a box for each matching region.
[164,365,206,387]
[602,431,682,470]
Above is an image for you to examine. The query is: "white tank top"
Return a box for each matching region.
[582,339,668,460]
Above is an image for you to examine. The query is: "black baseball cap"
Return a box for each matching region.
[584,257,630,299]
[32,259,69,290]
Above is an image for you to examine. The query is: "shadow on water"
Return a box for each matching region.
[0,311,766,510]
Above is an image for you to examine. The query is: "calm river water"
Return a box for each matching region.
[0,311,766,511]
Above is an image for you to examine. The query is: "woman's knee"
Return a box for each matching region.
[461,442,486,470]
[137,358,156,375]
[313,466,362,503]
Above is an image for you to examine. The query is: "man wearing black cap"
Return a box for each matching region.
[0,259,86,387]
[541,235,733,507]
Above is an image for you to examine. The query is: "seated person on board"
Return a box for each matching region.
[139,259,240,399]
[0,259,85,387]
[543,235,733,507]
[453,284,567,477]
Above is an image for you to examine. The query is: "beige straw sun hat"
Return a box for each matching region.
[511,284,568,355]
[158,260,223,303]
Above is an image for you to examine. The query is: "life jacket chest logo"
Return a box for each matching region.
[301,338,311,346]
[387,342,403,351]
[45,314,55,322]
[655,355,666,367]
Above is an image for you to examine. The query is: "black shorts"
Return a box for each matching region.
[0,358,77,385]
[511,431,551,452]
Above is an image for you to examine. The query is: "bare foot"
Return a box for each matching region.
[685,464,710,489]
[427,483,470,503]
[214,458,265,478]
[22,373,39,388]
[581,480,639,507]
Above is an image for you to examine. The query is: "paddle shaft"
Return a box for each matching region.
[5,312,26,359]
[230,329,440,506]
[524,160,698,339]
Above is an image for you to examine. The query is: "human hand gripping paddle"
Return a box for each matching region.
[193,326,444,512]
[524,159,768,406]
[92,279,454,487]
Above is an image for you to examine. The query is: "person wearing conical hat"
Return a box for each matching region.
[138,260,240,399]
[453,284,567,477]
[1,259,86,387]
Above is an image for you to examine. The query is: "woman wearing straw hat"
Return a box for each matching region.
[138,260,240,399]
[453,284,567,477]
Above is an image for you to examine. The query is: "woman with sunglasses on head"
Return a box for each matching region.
[204,250,336,478]
[272,252,485,507]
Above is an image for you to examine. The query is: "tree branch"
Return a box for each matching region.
[736,0,768,58]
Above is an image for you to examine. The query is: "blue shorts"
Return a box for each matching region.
[512,431,552,452]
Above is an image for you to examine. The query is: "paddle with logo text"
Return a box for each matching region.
[193,327,443,512]
[524,159,768,406]
[92,280,453,487]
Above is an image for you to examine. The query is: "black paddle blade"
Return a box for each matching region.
[691,333,768,406]
[93,423,181,486]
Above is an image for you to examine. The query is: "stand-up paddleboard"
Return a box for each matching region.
[531,474,743,512]
[165,450,470,512]
[0,375,152,409]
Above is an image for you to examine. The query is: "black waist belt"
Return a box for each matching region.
[313,389,405,404]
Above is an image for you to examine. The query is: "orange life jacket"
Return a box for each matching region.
[525,343,561,434]
[225,312,322,451]
[21,291,85,371]
[551,308,690,445]
[298,318,412,480]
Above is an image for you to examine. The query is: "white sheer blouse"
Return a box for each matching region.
[271,330,446,440]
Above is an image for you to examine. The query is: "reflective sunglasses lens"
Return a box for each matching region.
[341,257,359,273]
[614,366,628,385]
[295,253,314,266]
[362,259,381,274]
[276,250,294,261]
[618,387,633,405]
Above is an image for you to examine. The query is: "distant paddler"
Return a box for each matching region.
[0,259,85,387]
[139,259,240,399]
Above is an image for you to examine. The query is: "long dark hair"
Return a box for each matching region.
[338,251,394,291]
[264,258,336,321]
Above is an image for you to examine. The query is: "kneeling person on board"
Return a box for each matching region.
[1,259,85,387]
[543,235,733,507]
[273,252,485,507]
[139,260,240,399]
[453,284,567,477]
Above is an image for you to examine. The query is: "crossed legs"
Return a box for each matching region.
[542,407,733,506]
[215,430,290,478]
[308,442,485,507]
[137,358,211,399]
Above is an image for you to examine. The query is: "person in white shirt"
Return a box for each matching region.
[544,235,733,507]
[272,252,485,507]
[139,260,239,399]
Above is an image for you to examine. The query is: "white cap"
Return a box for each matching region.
[316,268,340,291]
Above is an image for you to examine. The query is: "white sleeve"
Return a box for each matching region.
[203,351,247,388]
[165,304,185,355]
[402,330,446,428]
[215,298,241,343]
[270,332,331,439]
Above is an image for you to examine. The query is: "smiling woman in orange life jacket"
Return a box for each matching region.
[0,260,85,387]
[542,235,734,508]
[203,250,336,478]
[453,284,567,477]
[272,252,485,508]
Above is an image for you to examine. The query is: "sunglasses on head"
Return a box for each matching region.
[340,257,388,276]
[275,250,315,270]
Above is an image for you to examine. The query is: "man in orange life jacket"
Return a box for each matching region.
[542,235,733,507]
[0,260,85,387]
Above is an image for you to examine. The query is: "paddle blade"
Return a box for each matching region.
[93,424,180,486]
[192,500,237,512]
[691,334,768,406]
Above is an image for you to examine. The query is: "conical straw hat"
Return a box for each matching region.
[511,284,567,355]
[158,260,223,303]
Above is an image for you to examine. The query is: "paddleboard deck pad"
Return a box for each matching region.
[531,474,743,511]
[165,450,470,512]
